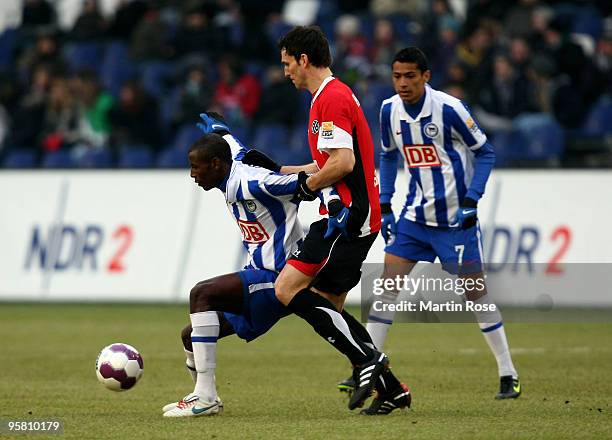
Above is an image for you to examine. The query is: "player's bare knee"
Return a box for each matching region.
[180,324,192,351]
[189,280,218,312]
[274,282,292,306]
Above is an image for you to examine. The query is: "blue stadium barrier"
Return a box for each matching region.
[2,149,37,168]
[157,147,187,168]
[118,146,154,168]
[76,147,113,168]
[42,150,76,169]
[514,114,564,161]
[583,99,612,136]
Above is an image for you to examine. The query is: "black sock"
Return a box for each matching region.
[288,289,373,365]
[378,368,402,393]
[341,309,376,350]
[340,309,400,392]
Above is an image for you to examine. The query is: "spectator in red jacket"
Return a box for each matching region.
[213,55,261,122]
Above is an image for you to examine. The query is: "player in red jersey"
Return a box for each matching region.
[244,26,410,413]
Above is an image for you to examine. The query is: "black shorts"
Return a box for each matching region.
[287,219,377,295]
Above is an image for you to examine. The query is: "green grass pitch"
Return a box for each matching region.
[0,303,611,440]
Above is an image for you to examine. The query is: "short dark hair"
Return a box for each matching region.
[189,134,232,164]
[278,26,332,68]
[392,47,430,72]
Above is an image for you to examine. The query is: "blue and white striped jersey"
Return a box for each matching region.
[380,85,488,227]
[221,134,303,272]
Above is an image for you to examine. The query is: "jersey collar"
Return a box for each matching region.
[311,75,335,107]
[400,84,433,122]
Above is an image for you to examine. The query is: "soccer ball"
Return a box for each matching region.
[95,343,144,391]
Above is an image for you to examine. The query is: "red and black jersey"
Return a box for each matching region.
[308,76,381,236]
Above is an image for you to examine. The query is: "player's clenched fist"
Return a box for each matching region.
[455,197,478,229]
[380,203,397,243]
[291,171,318,203]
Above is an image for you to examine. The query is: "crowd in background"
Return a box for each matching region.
[0,0,610,169]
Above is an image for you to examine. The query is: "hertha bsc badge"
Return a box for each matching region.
[424,122,439,138]
[244,200,257,212]
[311,119,320,134]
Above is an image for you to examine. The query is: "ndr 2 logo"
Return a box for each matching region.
[24,224,134,272]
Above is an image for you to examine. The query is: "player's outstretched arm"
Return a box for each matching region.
[280,162,319,174]
[304,148,354,191]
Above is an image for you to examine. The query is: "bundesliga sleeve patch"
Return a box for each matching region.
[321,121,334,139]
[466,117,481,134]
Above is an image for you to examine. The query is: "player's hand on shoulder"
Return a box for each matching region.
[455,197,478,229]
[197,111,230,136]
[291,171,318,203]
[380,203,397,244]
[242,149,281,172]
[324,199,351,239]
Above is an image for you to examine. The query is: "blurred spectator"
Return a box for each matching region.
[543,16,604,110]
[478,53,537,118]
[254,66,299,127]
[370,0,427,18]
[40,76,80,153]
[504,0,540,38]
[338,0,371,14]
[422,0,461,88]
[595,19,612,95]
[107,0,148,41]
[238,0,281,62]
[21,0,55,33]
[4,64,52,150]
[213,55,261,122]
[108,80,162,149]
[334,14,371,84]
[171,63,213,130]
[131,4,172,62]
[18,29,68,81]
[527,55,586,129]
[543,17,586,85]
[443,82,467,100]
[70,70,113,159]
[172,2,229,61]
[69,0,107,42]
[475,53,538,132]
[509,37,532,76]
[529,5,554,53]
[370,18,403,80]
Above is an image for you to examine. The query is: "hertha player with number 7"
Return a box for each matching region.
[349,47,521,401]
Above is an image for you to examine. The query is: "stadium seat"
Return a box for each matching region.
[141,61,172,99]
[2,149,37,168]
[64,42,103,73]
[514,114,564,162]
[583,99,612,136]
[572,7,603,40]
[157,147,187,168]
[118,146,154,168]
[76,148,113,168]
[42,150,76,169]
[251,124,290,153]
[101,41,136,98]
[173,124,202,151]
[266,20,292,45]
[0,28,18,72]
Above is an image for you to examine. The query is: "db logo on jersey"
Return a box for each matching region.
[238,219,270,243]
[403,144,441,168]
